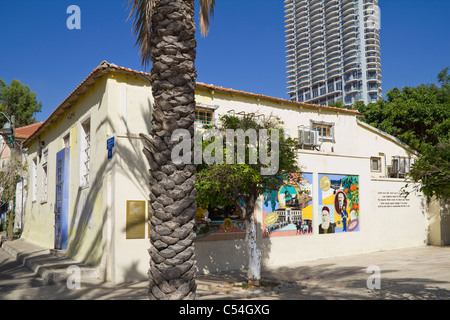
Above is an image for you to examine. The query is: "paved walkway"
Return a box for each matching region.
[1,237,450,300]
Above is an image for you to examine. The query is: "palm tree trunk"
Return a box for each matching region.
[140,0,198,300]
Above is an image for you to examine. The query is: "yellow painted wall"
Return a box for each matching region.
[22,76,110,266]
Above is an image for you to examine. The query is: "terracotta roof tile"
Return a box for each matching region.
[102,62,362,116]
[14,122,43,139]
[195,82,362,115]
[23,61,362,146]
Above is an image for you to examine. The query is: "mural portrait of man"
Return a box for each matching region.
[334,190,350,232]
[334,190,348,215]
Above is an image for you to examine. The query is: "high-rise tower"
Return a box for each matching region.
[285,0,382,106]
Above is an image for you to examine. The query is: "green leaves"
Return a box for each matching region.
[196,164,261,209]
[195,113,301,216]
[409,136,450,200]
[360,68,449,153]
[126,0,216,68]
[126,0,154,69]
[0,78,42,128]
[359,67,450,200]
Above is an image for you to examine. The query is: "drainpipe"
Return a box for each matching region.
[379,152,386,178]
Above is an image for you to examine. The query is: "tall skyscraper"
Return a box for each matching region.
[285,0,382,106]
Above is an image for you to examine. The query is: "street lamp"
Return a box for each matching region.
[1,113,15,149]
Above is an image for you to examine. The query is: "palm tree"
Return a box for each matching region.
[126,0,215,300]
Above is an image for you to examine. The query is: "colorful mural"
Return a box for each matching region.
[262,173,313,238]
[318,174,360,234]
[194,203,246,242]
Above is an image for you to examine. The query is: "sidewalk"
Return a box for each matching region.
[1,237,450,300]
[197,245,450,300]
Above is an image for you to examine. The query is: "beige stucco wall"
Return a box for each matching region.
[193,87,430,275]
[20,70,433,283]
[441,200,450,245]
[195,166,430,274]
[102,73,153,282]
[108,134,151,282]
[428,197,442,246]
[428,198,450,246]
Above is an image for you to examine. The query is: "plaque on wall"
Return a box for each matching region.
[126,200,146,239]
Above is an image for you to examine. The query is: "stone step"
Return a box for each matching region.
[1,238,101,285]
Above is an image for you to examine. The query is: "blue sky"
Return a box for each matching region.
[0,0,449,123]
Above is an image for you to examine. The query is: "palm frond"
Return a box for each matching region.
[127,0,216,67]
[126,0,154,69]
[199,0,215,37]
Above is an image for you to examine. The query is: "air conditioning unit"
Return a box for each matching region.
[390,158,400,177]
[390,156,411,178]
[298,126,319,150]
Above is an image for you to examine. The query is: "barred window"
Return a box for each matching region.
[312,123,332,138]
[80,119,91,187]
[195,108,214,126]
[310,120,335,142]
[41,150,48,203]
[32,157,37,202]
[63,133,70,149]
[371,157,381,172]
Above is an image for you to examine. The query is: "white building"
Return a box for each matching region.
[285,0,382,106]
[19,62,443,283]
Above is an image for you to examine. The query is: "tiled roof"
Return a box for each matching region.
[1,122,43,140]
[196,82,362,115]
[102,62,362,115]
[23,61,151,147]
[14,122,43,139]
[23,61,362,146]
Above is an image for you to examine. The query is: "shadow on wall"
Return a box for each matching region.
[65,86,276,281]
[442,200,450,245]
[66,94,153,281]
[194,220,273,276]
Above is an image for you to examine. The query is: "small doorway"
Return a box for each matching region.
[55,148,70,250]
